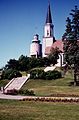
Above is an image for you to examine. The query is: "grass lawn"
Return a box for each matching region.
[0,79,9,88]
[0,99,79,120]
[20,71,26,76]
[0,100,79,120]
[21,70,79,96]
[1,69,79,96]
[0,70,79,120]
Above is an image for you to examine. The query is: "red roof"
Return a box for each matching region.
[45,40,79,55]
[52,40,63,52]
[45,40,63,55]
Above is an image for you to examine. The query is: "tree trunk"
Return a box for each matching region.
[74,64,77,86]
[74,72,77,86]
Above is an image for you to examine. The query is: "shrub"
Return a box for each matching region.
[45,70,61,80]
[1,69,22,80]
[30,69,45,79]
[6,89,35,96]
[18,89,35,96]
[8,70,22,80]
[30,69,62,80]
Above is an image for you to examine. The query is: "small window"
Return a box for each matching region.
[47,30,49,36]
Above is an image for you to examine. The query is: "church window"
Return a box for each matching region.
[47,30,49,36]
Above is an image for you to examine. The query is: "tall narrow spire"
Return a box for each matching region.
[46,2,52,24]
[43,1,55,57]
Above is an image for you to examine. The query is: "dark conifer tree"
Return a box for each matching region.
[62,6,79,85]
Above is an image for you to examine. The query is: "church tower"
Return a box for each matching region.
[42,2,55,57]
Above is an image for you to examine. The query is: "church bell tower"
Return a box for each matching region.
[42,2,55,57]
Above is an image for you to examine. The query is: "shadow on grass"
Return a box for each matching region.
[69,81,79,86]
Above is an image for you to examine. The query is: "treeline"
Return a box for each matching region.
[4,55,54,71]
[3,47,60,72]
[1,47,60,80]
[0,56,55,80]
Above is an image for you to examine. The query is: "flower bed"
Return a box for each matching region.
[22,97,79,103]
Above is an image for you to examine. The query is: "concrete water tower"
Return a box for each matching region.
[30,34,42,58]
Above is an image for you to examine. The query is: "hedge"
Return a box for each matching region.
[5,89,35,96]
[30,69,62,80]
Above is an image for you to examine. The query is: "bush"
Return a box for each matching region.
[30,69,62,80]
[45,70,62,80]
[5,89,35,96]
[8,70,22,80]
[1,69,22,80]
[30,69,45,79]
[18,89,35,96]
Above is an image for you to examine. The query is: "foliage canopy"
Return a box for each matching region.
[62,6,79,85]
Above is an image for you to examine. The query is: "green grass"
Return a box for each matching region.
[0,70,79,120]
[20,71,27,76]
[1,69,79,96]
[20,68,45,76]
[0,99,79,120]
[22,70,79,96]
[0,79,9,88]
[30,67,45,70]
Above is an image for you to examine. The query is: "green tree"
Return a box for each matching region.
[5,59,20,70]
[18,55,29,71]
[1,69,22,80]
[62,6,79,85]
[28,57,39,69]
[48,47,60,65]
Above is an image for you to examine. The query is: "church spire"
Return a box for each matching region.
[46,2,52,24]
[42,1,55,57]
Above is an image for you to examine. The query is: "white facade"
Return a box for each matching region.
[56,53,64,67]
[30,34,42,58]
[44,23,54,37]
[30,43,41,57]
[43,37,54,57]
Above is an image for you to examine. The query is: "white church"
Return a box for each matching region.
[30,3,64,67]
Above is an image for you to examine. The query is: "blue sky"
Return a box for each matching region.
[0,0,79,68]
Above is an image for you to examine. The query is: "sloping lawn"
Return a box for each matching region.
[22,71,79,96]
[0,70,79,120]
[1,70,79,96]
[0,79,9,88]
